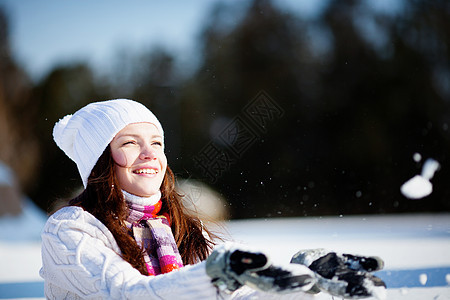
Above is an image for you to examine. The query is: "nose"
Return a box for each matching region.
[139,147,157,160]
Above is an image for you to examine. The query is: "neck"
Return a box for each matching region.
[122,190,161,206]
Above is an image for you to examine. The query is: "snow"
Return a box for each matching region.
[420,273,428,286]
[365,279,387,300]
[221,214,450,299]
[421,158,441,180]
[223,214,450,269]
[401,175,433,199]
[0,242,43,283]
[413,153,422,163]
[401,157,440,199]
[0,162,15,186]
[0,198,47,242]
[0,198,46,286]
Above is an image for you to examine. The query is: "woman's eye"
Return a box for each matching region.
[152,141,162,146]
[123,141,136,146]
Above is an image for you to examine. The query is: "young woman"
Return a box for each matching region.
[40,99,385,299]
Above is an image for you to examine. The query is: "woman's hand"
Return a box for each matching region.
[206,243,316,294]
[291,248,386,299]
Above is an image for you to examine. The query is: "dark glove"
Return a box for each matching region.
[206,243,316,294]
[291,248,386,299]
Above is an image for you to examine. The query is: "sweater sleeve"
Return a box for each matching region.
[40,206,223,299]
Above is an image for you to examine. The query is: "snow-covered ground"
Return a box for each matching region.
[224,213,450,299]
[0,201,449,299]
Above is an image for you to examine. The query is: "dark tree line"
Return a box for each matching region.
[1,0,449,218]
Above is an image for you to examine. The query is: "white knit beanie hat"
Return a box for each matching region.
[53,99,164,188]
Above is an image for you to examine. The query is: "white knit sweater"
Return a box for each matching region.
[40,206,314,299]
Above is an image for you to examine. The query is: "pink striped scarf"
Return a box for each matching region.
[123,190,184,276]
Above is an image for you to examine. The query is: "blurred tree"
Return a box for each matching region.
[316,0,450,214]
[3,0,448,219]
[180,0,327,218]
[30,63,110,212]
[0,8,39,193]
[178,0,450,218]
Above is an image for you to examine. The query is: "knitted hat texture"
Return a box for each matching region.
[53,99,164,187]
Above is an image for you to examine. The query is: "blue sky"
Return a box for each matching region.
[1,0,398,82]
[2,0,225,81]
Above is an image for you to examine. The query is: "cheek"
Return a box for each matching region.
[111,148,130,167]
[160,153,168,171]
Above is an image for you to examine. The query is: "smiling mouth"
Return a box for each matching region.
[133,168,158,175]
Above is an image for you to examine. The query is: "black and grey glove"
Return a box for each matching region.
[291,248,386,299]
[206,243,316,294]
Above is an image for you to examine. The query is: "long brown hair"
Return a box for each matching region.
[69,146,217,275]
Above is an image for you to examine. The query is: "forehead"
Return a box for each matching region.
[114,122,161,138]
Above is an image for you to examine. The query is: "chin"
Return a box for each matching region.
[122,186,159,197]
[137,189,160,197]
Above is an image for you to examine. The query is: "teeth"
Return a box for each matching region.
[134,168,157,174]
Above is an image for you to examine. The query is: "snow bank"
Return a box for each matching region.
[0,198,47,242]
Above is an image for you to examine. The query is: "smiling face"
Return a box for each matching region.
[110,122,166,197]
